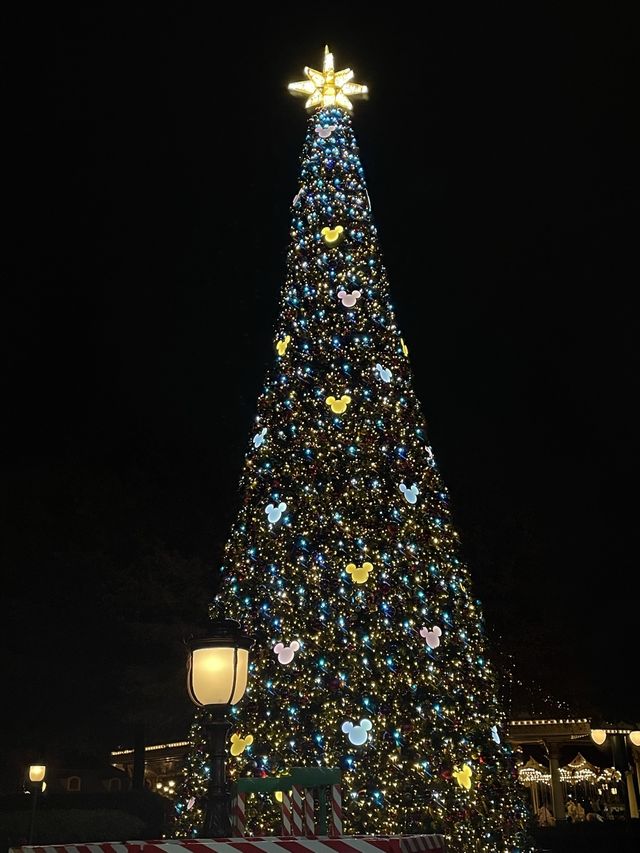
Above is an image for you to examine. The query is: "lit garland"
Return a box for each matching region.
[175,50,533,853]
[517,753,622,787]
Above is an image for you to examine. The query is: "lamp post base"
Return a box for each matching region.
[201,708,232,838]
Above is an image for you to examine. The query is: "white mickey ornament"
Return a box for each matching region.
[273,640,300,665]
[420,625,442,649]
[491,725,501,744]
[399,482,420,504]
[316,124,337,139]
[337,290,362,308]
[265,502,287,524]
[342,718,372,746]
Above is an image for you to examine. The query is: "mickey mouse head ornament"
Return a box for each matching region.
[326,395,351,414]
[276,335,291,356]
[346,561,373,584]
[321,225,344,246]
[265,502,287,524]
[420,625,442,649]
[253,428,267,448]
[375,364,392,383]
[453,764,473,790]
[230,733,254,757]
[337,289,362,308]
[342,719,373,746]
[273,640,300,665]
[316,124,337,139]
[399,482,420,504]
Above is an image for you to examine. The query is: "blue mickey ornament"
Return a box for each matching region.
[265,502,287,524]
[375,364,392,383]
[342,719,372,746]
[399,482,420,504]
[253,428,267,448]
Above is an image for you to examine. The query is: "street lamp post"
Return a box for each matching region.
[187,619,252,838]
[28,764,46,845]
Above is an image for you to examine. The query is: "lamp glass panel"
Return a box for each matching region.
[230,648,249,704]
[29,765,46,782]
[191,647,237,705]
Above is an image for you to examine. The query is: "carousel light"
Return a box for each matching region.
[629,731,640,747]
[591,729,607,745]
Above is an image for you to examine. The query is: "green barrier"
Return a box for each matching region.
[232,768,342,836]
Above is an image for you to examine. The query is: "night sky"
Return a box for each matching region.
[3,8,638,765]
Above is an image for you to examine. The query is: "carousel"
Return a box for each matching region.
[518,752,624,821]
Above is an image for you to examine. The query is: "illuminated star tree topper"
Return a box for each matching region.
[288,45,368,110]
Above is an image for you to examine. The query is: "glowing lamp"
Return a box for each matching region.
[629,731,640,747]
[29,765,46,783]
[590,729,607,745]
[186,619,252,838]
[187,620,252,708]
[27,764,46,844]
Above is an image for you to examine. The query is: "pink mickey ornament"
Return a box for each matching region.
[273,640,300,665]
[337,289,362,308]
[420,625,442,649]
[316,125,337,139]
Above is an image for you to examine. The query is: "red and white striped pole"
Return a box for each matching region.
[304,788,315,837]
[280,790,293,836]
[328,784,342,837]
[291,785,304,836]
[232,790,247,837]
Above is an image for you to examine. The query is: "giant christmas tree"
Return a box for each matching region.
[176,48,532,852]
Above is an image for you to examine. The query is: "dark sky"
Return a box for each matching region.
[3,8,639,763]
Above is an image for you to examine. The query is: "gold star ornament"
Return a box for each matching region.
[288,45,368,111]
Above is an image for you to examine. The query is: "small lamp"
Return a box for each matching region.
[187,619,252,837]
[29,765,46,784]
[28,763,46,844]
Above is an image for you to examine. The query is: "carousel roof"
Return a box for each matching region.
[560,752,600,781]
[518,756,550,782]
[518,752,608,785]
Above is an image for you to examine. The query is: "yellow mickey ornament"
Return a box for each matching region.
[230,733,254,757]
[453,763,473,791]
[276,334,291,356]
[400,337,409,357]
[346,561,373,584]
[321,225,344,246]
[326,394,351,414]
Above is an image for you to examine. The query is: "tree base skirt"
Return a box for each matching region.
[16,834,447,853]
